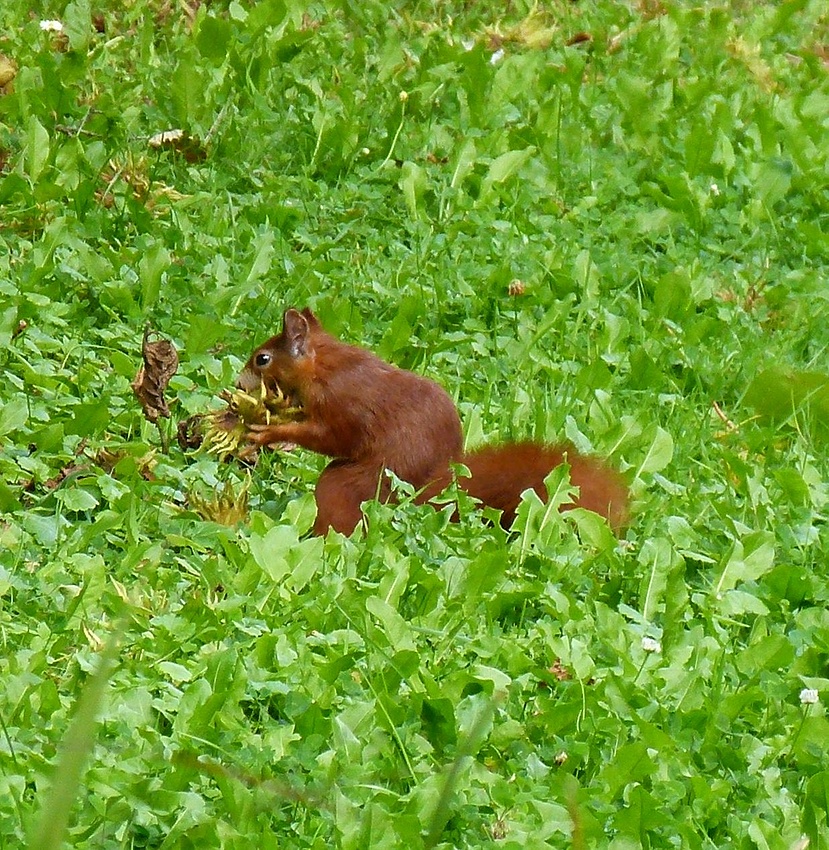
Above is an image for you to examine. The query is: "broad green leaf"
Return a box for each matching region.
[58,489,100,512]
[565,507,617,550]
[366,596,416,652]
[793,716,829,768]
[0,305,17,347]
[774,467,811,506]
[735,634,794,677]
[745,367,829,441]
[22,513,60,547]
[717,589,770,617]
[684,120,715,176]
[461,548,507,603]
[196,15,232,62]
[600,741,656,799]
[713,130,736,174]
[634,426,674,477]
[639,537,681,622]
[455,692,494,752]
[513,465,575,560]
[281,492,317,535]
[0,481,21,512]
[543,462,579,513]
[653,269,692,319]
[158,662,193,683]
[248,524,297,582]
[472,665,511,695]
[245,0,288,34]
[0,395,28,435]
[479,147,535,200]
[636,206,679,235]
[573,249,600,304]
[139,242,171,309]
[714,531,775,596]
[754,158,792,206]
[245,229,275,284]
[400,161,427,220]
[67,401,111,437]
[450,138,477,189]
[186,314,225,355]
[63,0,91,51]
[26,116,49,182]
[287,535,324,591]
[172,56,203,128]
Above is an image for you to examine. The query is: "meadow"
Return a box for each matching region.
[1,1,828,847]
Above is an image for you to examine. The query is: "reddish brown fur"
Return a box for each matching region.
[461,443,628,530]
[238,309,629,535]
[238,308,463,534]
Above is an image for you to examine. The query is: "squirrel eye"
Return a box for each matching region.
[254,352,272,368]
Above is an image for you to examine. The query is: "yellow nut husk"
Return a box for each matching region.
[202,383,302,458]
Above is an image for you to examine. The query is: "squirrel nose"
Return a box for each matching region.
[235,369,259,392]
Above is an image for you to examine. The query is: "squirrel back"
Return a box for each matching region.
[239,309,628,535]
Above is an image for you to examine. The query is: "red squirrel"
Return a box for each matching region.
[237,308,629,536]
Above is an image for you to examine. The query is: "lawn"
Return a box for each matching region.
[1,1,828,848]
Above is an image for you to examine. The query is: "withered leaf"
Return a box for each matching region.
[44,464,87,491]
[131,327,179,423]
[148,128,207,163]
[0,54,17,93]
[177,415,205,450]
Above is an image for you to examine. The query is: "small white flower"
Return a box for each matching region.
[710,183,720,196]
[800,688,819,705]
[399,90,408,102]
[461,38,475,52]
[39,19,64,32]
[642,637,662,654]
[490,48,505,65]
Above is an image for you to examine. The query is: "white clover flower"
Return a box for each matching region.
[642,637,662,654]
[39,19,64,32]
[490,48,505,65]
[800,688,819,705]
[710,183,720,196]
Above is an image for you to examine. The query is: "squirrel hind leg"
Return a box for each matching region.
[313,460,384,535]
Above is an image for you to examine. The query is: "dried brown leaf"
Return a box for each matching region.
[131,327,179,423]
[0,54,17,93]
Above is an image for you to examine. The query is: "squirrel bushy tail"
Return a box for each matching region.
[421,442,628,533]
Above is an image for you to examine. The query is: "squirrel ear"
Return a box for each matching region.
[282,308,311,357]
[300,307,321,329]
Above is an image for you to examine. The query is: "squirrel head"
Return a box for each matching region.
[236,307,321,396]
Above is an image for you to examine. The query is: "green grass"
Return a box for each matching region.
[1,0,829,847]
